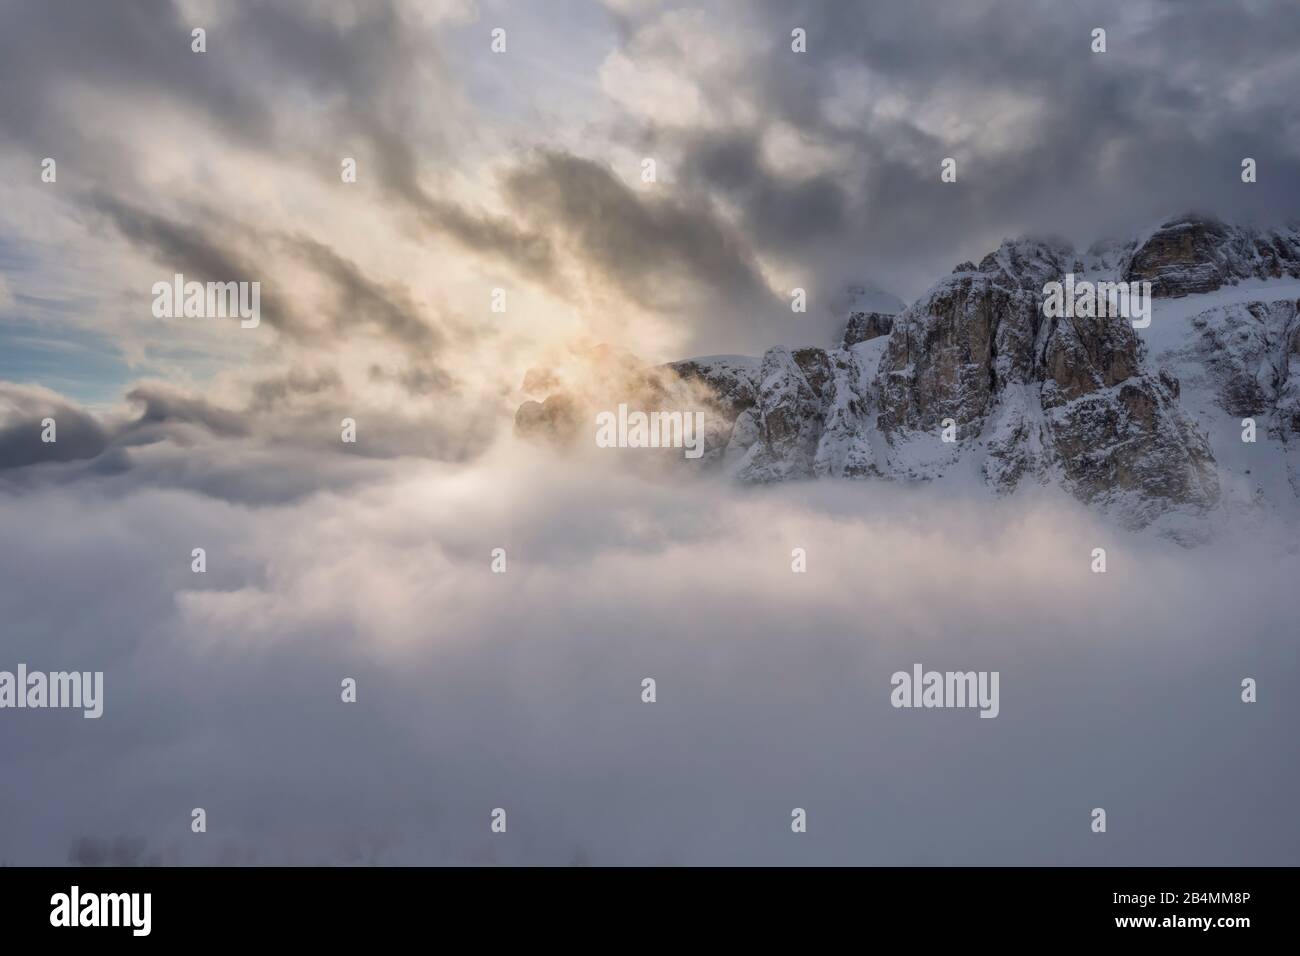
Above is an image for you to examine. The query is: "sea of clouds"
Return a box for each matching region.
[2,428,1297,865]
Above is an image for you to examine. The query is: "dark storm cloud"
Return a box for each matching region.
[0,385,108,468]
[0,0,273,159]
[411,192,559,286]
[502,149,783,338]
[86,193,460,354]
[366,361,455,397]
[124,383,251,438]
[85,194,262,306]
[280,234,443,348]
[361,125,561,283]
[246,368,345,413]
[0,0,558,293]
[5,0,1298,355]
[684,129,848,242]
[0,401,408,506]
[0,0,427,166]
[0,363,493,501]
[640,0,1300,307]
[212,0,558,279]
[84,193,317,342]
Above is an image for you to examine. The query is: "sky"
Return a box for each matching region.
[1,0,1299,865]
[4,0,1300,406]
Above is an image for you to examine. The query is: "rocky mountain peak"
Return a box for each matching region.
[834,280,905,348]
[516,216,1300,534]
[1123,214,1300,297]
[976,236,1074,293]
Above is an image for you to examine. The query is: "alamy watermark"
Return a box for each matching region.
[0,664,103,718]
[50,886,150,936]
[595,403,706,459]
[1042,274,1152,329]
[890,663,1000,718]
[152,273,260,328]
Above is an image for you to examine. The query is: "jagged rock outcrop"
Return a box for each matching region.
[515,393,583,446]
[727,348,832,481]
[669,355,759,419]
[1188,298,1300,434]
[873,237,1219,521]
[1123,215,1300,297]
[1283,310,1300,437]
[877,239,1068,440]
[837,281,903,348]
[516,215,1300,529]
[841,311,894,347]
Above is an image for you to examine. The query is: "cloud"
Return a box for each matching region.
[1,441,1298,864]
[0,0,274,160]
[124,381,250,437]
[85,194,265,310]
[87,194,460,353]
[600,0,1300,317]
[279,234,445,348]
[0,383,110,468]
[501,149,787,351]
[8,0,1300,368]
[0,369,499,503]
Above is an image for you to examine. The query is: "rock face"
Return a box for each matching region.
[515,393,583,446]
[1283,309,1300,437]
[1188,298,1300,433]
[1123,215,1300,297]
[516,215,1300,529]
[841,311,894,347]
[732,348,832,480]
[837,281,903,347]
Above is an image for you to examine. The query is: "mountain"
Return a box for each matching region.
[516,214,1300,535]
[1123,215,1300,297]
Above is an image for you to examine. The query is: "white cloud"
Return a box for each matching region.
[2,432,1297,864]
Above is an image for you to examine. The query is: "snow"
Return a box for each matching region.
[1134,279,1300,530]
[1137,279,1300,359]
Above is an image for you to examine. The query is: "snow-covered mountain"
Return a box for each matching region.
[517,214,1300,535]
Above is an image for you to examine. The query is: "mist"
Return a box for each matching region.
[2,433,1295,865]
